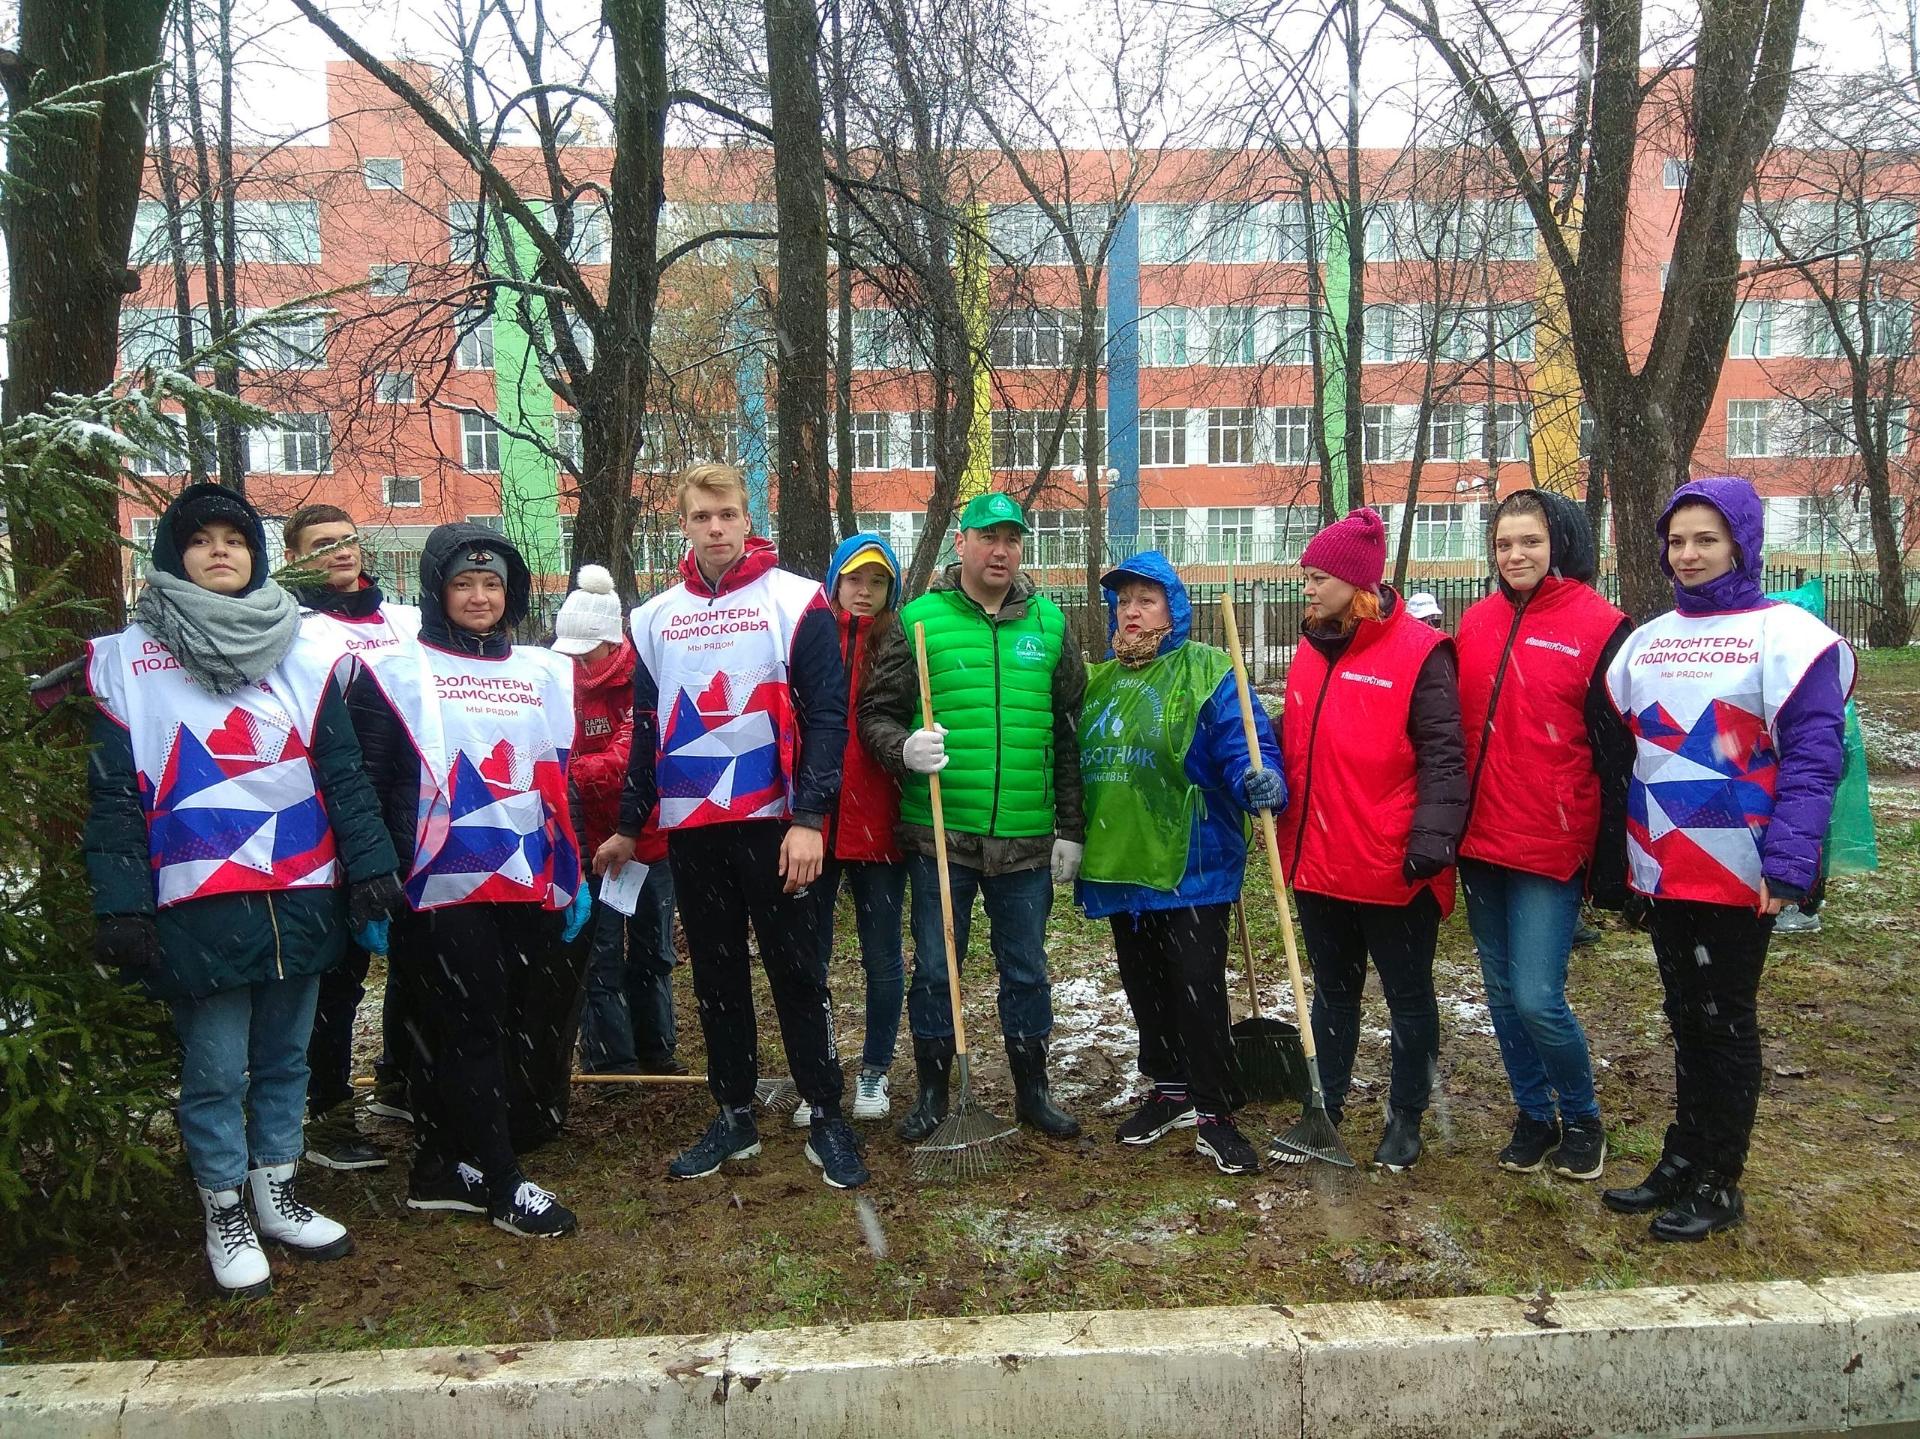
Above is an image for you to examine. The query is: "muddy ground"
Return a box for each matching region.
[5,650,1917,1364]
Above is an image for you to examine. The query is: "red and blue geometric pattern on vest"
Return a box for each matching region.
[657,665,796,828]
[408,735,576,909]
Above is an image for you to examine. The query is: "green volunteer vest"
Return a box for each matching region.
[899,586,1067,838]
[1079,642,1234,890]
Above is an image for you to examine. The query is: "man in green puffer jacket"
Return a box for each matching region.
[859,492,1088,1142]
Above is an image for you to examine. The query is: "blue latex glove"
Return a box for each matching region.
[560,884,593,943]
[1243,766,1284,812]
[354,917,390,955]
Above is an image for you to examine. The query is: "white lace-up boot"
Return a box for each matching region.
[198,1185,271,1297]
[247,1162,351,1260]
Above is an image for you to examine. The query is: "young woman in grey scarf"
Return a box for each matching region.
[83,483,404,1299]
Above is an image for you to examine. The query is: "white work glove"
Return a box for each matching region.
[1051,839,1084,884]
[902,723,950,775]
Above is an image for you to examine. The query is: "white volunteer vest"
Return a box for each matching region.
[631,566,822,829]
[1605,602,1853,904]
[359,641,579,911]
[87,624,346,908]
[298,601,421,676]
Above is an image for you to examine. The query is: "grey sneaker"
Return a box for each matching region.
[852,1070,891,1120]
[1772,904,1821,934]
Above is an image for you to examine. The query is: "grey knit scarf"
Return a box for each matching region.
[135,567,301,696]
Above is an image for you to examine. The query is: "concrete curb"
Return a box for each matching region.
[4,1273,1916,1437]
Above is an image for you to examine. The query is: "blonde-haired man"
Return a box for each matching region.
[594,465,864,1188]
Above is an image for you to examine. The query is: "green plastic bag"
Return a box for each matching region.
[1767,579,1878,873]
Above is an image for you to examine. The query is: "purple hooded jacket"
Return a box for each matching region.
[1657,476,1850,899]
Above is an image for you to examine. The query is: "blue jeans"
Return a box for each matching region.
[1460,859,1599,1123]
[577,864,678,1071]
[906,853,1053,1043]
[169,975,322,1192]
[817,857,907,1072]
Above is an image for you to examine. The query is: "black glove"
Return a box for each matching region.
[348,873,406,929]
[1402,851,1448,884]
[94,914,160,974]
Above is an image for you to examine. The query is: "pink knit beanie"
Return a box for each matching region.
[1299,506,1387,591]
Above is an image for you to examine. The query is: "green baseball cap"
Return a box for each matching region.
[958,491,1030,533]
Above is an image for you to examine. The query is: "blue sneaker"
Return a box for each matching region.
[804,1115,871,1189]
[668,1109,761,1180]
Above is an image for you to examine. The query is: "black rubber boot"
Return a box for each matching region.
[1372,1106,1424,1172]
[1649,1172,1745,1242]
[1601,1153,1693,1215]
[1006,1036,1081,1139]
[896,1036,953,1142]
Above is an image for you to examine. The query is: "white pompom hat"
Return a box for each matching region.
[551,563,625,654]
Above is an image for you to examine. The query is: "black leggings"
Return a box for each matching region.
[1110,903,1243,1117]
[669,819,844,1115]
[1295,889,1442,1120]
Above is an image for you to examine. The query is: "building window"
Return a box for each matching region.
[1412,504,1481,561]
[235,200,321,263]
[1427,405,1475,461]
[383,475,422,507]
[1363,303,1410,363]
[449,201,490,264]
[565,202,609,265]
[462,412,502,471]
[556,413,582,467]
[1362,405,1398,461]
[1363,205,1403,262]
[1273,406,1313,463]
[1662,158,1691,190]
[1208,406,1256,465]
[1140,408,1188,466]
[466,513,506,534]
[991,410,1082,471]
[1205,203,1267,264]
[990,309,1072,369]
[375,371,414,404]
[1030,509,1086,567]
[1208,306,1258,366]
[1140,507,1186,557]
[1795,399,1853,458]
[455,310,495,370]
[908,410,934,470]
[1274,506,1319,562]
[851,411,892,470]
[363,157,404,191]
[119,306,200,372]
[243,309,326,370]
[1495,302,1536,362]
[1139,203,1195,264]
[126,424,184,477]
[1206,507,1255,563]
[854,510,891,539]
[1726,400,1773,458]
[1272,307,1314,364]
[131,516,158,553]
[1493,403,1531,462]
[271,413,331,474]
[1730,300,1774,359]
[1141,307,1190,367]
[369,263,409,296]
[991,203,1067,265]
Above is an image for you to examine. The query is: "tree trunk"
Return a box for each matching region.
[1340,0,1366,513]
[2,0,173,660]
[1080,287,1106,648]
[151,81,210,485]
[827,0,857,540]
[1857,407,1914,647]
[1302,182,1337,526]
[764,0,833,577]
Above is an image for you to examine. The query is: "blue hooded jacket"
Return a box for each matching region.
[1654,476,1849,898]
[825,530,903,614]
[1076,550,1283,919]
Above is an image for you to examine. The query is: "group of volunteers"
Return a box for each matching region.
[83,463,1850,1298]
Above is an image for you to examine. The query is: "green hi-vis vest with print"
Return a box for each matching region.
[1078,642,1233,890]
[899,586,1067,838]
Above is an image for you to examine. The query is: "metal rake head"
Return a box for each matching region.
[754,1076,802,1116]
[912,1103,1019,1182]
[1269,1105,1356,1169]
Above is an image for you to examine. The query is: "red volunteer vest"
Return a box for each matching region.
[1457,578,1625,882]
[1277,602,1454,916]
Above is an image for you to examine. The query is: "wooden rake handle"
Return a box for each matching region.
[1219,584,1320,1062]
[914,622,970,1060]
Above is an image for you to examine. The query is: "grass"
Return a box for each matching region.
[3,656,1918,1365]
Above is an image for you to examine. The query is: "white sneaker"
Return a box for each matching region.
[791,1100,815,1128]
[1773,904,1822,934]
[198,1185,271,1297]
[852,1070,891,1120]
[247,1163,351,1260]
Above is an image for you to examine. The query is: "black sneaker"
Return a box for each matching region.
[1649,1174,1745,1242]
[804,1115,872,1190]
[1497,1112,1560,1174]
[1195,1117,1261,1174]
[668,1110,761,1180]
[406,1160,488,1214]
[1549,1117,1608,1181]
[491,1177,577,1238]
[304,1112,388,1171]
[365,1082,413,1124]
[1115,1094,1198,1147]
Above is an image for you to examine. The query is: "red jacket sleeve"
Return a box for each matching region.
[570,699,634,808]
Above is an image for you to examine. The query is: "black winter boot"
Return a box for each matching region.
[1649,1173,1745,1242]
[1006,1036,1081,1139]
[1601,1153,1693,1215]
[1372,1106,1424,1172]
[896,1035,954,1142]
